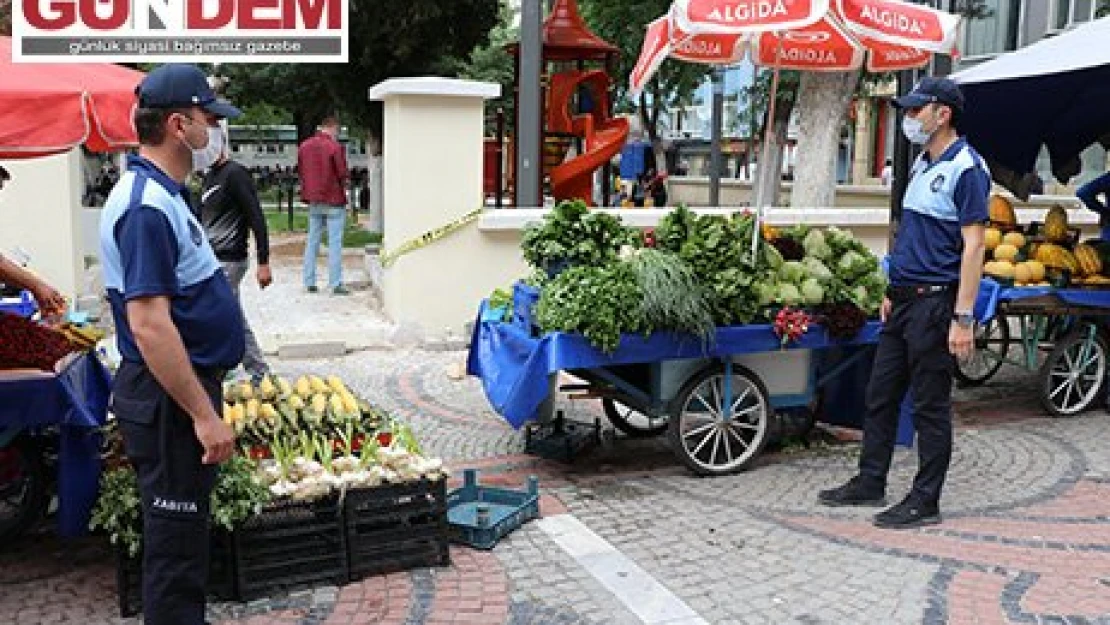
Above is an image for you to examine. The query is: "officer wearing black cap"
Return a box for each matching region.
[99,64,244,624]
[819,77,990,529]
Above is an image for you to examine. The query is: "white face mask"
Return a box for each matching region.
[901,108,937,145]
[190,126,224,172]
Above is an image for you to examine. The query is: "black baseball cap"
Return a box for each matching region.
[136,64,242,119]
[893,76,964,112]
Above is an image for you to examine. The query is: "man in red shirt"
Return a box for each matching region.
[298,114,350,294]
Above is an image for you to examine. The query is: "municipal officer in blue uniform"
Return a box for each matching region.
[100,64,244,624]
[819,77,989,529]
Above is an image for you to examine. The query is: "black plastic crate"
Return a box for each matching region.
[344,479,450,580]
[233,495,347,601]
[115,530,236,618]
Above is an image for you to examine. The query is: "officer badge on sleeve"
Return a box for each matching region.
[188,221,204,247]
[931,175,946,192]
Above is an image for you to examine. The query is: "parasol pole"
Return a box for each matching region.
[752,34,784,261]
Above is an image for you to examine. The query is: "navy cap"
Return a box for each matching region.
[136,64,241,119]
[893,76,964,112]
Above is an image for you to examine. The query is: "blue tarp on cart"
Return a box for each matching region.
[467,299,883,429]
[974,277,1110,321]
[0,352,112,536]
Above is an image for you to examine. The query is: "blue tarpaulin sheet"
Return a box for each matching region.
[0,353,112,536]
[467,298,882,429]
[974,277,1110,321]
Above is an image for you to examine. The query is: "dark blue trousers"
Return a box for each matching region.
[112,361,222,625]
[858,291,956,505]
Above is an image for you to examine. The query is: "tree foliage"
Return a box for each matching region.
[578,0,709,145]
[452,0,519,127]
[221,0,499,141]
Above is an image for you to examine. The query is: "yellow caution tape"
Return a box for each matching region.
[379,207,485,268]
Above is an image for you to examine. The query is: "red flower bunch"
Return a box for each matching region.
[773,307,811,348]
[643,228,657,249]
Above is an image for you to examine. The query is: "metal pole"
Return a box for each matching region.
[516,0,543,208]
[709,67,725,207]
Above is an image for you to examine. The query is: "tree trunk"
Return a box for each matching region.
[789,71,861,209]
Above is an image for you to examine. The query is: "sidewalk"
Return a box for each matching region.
[238,234,395,358]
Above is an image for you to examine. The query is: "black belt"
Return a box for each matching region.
[886,283,957,302]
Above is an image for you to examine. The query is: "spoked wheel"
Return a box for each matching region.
[0,438,50,542]
[1039,325,1108,417]
[955,316,1011,387]
[601,399,668,438]
[667,364,771,476]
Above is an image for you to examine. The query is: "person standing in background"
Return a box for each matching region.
[0,166,68,314]
[298,114,350,295]
[198,122,273,383]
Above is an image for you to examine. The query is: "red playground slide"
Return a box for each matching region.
[546,70,629,205]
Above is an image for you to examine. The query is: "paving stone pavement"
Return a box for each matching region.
[6,348,1110,624]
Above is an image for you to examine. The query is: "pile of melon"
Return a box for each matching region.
[984,195,1110,287]
[983,230,1050,287]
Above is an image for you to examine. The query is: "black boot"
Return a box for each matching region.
[818,476,886,507]
[873,496,941,529]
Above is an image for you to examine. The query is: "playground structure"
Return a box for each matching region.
[506,0,629,206]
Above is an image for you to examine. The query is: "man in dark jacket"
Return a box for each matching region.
[198,122,273,381]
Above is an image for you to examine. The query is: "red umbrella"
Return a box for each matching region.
[0,37,143,159]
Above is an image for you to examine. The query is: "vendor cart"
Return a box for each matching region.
[468,283,881,476]
[957,279,1110,417]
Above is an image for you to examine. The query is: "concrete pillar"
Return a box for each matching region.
[0,150,85,299]
[851,98,873,184]
[369,77,523,340]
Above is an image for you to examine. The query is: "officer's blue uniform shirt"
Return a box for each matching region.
[100,155,245,368]
[888,137,991,287]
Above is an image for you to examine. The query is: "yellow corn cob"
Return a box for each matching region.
[259,377,277,400]
[309,375,329,394]
[230,403,245,422]
[340,392,358,415]
[245,399,260,420]
[238,382,254,401]
[289,394,305,411]
[326,375,348,396]
[260,403,279,421]
[295,376,312,398]
[311,393,328,415]
[222,403,234,425]
[276,377,293,397]
[329,393,344,416]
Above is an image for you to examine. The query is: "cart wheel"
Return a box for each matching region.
[668,363,771,476]
[0,438,49,542]
[955,316,1010,387]
[602,399,668,438]
[1039,325,1108,417]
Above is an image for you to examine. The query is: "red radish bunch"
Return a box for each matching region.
[773,307,810,348]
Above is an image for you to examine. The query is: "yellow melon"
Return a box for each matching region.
[1014,262,1032,285]
[1044,205,1070,243]
[984,260,1016,280]
[994,243,1020,263]
[1025,260,1046,282]
[1002,232,1026,248]
[989,195,1017,229]
[984,228,1002,251]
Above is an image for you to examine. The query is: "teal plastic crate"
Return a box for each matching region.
[447,469,539,550]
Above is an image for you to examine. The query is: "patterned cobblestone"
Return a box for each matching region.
[7,349,1110,624]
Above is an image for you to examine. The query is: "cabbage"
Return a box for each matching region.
[838,251,873,279]
[801,257,833,283]
[762,243,784,270]
[801,279,825,305]
[777,284,803,306]
[755,282,778,306]
[779,260,808,284]
[803,229,832,260]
